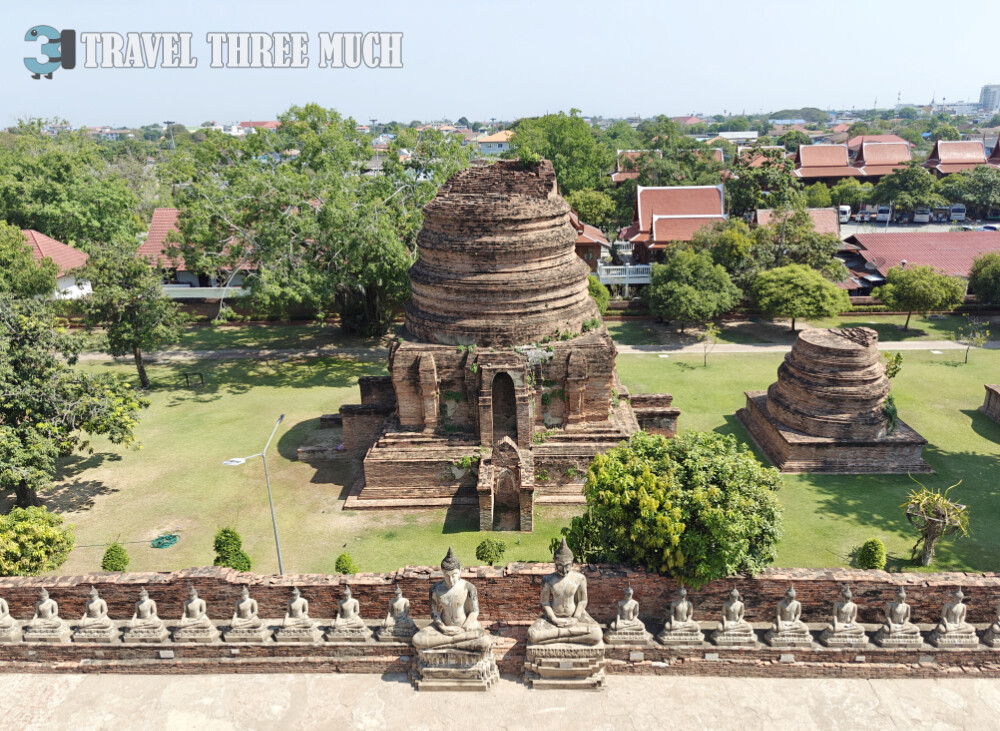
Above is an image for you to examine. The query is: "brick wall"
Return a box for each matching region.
[339,405,393,453]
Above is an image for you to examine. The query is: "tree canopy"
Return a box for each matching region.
[0,222,57,298]
[873,265,966,329]
[968,252,1000,304]
[871,162,944,212]
[509,109,614,194]
[752,264,851,331]
[561,431,783,586]
[646,248,741,332]
[0,506,74,576]
[726,145,801,218]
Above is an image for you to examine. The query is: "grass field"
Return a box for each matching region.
[36,327,1000,576]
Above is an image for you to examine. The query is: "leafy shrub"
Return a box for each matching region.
[475,538,507,566]
[587,275,610,316]
[101,541,130,571]
[856,538,887,570]
[335,553,359,574]
[213,527,252,572]
[0,506,75,576]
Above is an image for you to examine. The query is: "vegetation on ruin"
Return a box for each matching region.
[901,478,970,567]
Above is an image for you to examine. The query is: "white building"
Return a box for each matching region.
[476,130,513,155]
[980,84,1000,113]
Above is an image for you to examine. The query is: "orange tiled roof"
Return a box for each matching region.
[478,130,513,144]
[756,208,840,237]
[20,229,88,276]
[569,210,608,246]
[635,185,725,235]
[794,144,863,178]
[847,134,907,151]
[846,232,1000,277]
[855,142,911,177]
[139,208,184,270]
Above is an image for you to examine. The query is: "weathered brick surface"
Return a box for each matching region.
[981,384,1000,423]
[3,566,1000,676]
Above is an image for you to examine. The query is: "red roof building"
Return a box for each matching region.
[610,149,660,184]
[21,229,89,276]
[569,210,609,272]
[672,116,703,126]
[756,208,840,238]
[847,134,908,153]
[924,140,989,176]
[853,141,912,179]
[831,123,850,134]
[620,185,726,263]
[794,144,864,181]
[139,208,184,270]
[240,121,281,131]
[844,231,1000,278]
[735,145,786,167]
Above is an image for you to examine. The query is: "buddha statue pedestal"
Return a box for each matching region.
[224,624,272,643]
[72,623,117,643]
[873,589,924,648]
[603,587,652,646]
[324,624,373,643]
[274,624,322,643]
[929,627,979,648]
[375,623,416,643]
[819,627,869,648]
[122,624,169,643]
[23,622,70,643]
[764,626,814,648]
[411,646,500,691]
[711,624,758,647]
[873,625,924,648]
[655,624,704,648]
[524,643,606,690]
[928,590,979,649]
[981,625,1000,648]
[0,622,22,643]
[604,625,652,646]
[173,623,221,643]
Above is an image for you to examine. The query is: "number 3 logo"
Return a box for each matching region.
[24,25,76,80]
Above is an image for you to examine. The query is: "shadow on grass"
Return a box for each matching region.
[961,408,1000,442]
[54,452,123,480]
[42,478,118,513]
[276,417,323,461]
[442,504,478,534]
[831,320,931,342]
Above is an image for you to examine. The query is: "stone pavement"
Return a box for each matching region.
[2,673,999,730]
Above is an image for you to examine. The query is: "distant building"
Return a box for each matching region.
[793,144,863,183]
[240,121,280,133]
[980,84,1000,113]
[569,211,609,271]
[476,129,513,155]
[923,140,989,176]
[672,116,703,126]
[21,229,90,299]
[847,134,908,156]
[619,185,727,264]
[853,141,912,181]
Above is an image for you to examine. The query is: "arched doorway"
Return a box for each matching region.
[491,372,517,443]
[493,468,520,531]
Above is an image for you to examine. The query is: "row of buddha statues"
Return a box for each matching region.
[0,553,996,652]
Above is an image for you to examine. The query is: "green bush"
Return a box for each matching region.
[0,506,75,577]
[335,553,359,574]
[101,541,130,571]
[856,537,887,570]
[213,527,252,572]
[475,538,507,566]
[588,275,610,316]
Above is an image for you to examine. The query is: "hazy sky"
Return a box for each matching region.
[2,0,996,127]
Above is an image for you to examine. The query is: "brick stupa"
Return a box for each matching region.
[737,327,930,473]
[334,160,679,529]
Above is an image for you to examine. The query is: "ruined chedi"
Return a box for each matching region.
[738,327,929,473]
[333,160,679,530]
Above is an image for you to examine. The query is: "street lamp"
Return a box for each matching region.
[224,414,285,574]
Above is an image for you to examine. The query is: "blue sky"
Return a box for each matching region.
[1,0,995,127]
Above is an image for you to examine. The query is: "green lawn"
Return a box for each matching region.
[37,336,1000,576]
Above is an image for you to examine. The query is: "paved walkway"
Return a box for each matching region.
[77,339,996,364]
[1,673,996,730]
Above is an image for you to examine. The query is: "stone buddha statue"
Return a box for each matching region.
[325,585,372,642]
[412,548,492,652]
[819,586,868,647]
[231,587,262,629]
[929,589,978,647]
[604,585,651,645]
[764,586,812,647]
[376,585,417,642]
[275,587,321,642]
[710,588,757,646]
[73,586,116,643]
[982,599,1000,647]
[526,539,603,647]
[124,588,168,643]
[174,586,219,642]
[24,587,69,642]
[0,595,19,642]
[874,587,923,647]
[655,587,704,646]
[224,586,270,643]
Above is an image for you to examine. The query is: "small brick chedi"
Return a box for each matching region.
[738,327,929,473]
[337,160,678,529]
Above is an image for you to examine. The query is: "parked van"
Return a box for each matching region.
[875,206,892,223]
[838,205,851,223]
[913,208,931,224]
[951,204,967,222]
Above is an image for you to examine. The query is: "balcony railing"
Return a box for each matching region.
[161,285,249,300]
[597,263,651,285]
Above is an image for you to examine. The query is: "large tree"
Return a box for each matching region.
[871,161,944,214]
[873,265,966,329]
[0,296,149,506]
[561,431,783,585]
[0,222,57,298]
[509,109,614,194]
[726,144,801,219]
[968,252,1000,304]
[168,104,472,336]
[564,189,616,234]
[77,241,183,388]
[646,249,741,332]
[960,166,1000,218]
[752,264,851,331]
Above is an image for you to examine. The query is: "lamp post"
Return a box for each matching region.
[223,414,285,574]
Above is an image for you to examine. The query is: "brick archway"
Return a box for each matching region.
[491,372,517,443]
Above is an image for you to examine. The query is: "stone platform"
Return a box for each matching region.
[523,643,606,690]
[738,392,931,474]
[410,646,499,691]
[981,384,1000,424]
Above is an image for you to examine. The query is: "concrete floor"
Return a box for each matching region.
[2,674,999,730]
